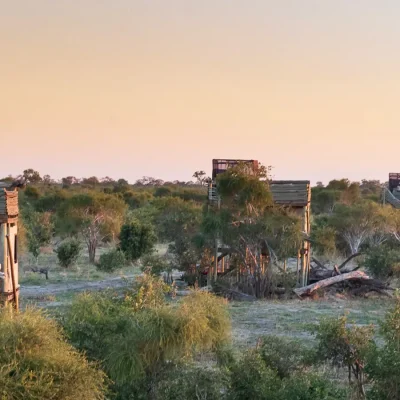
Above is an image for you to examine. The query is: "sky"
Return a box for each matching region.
[2,1,400,184]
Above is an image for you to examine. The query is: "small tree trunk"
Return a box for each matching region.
[88,241,97,264]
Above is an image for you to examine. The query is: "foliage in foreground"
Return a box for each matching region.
[0,307,107,400]
[63,275,231,399]
[228,349,347,400]
[366,298,400,399]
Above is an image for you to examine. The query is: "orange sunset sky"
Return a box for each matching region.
[2,1,400,184]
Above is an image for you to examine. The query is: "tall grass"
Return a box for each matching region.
[0,307,107,400]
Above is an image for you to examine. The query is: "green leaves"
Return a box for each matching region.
[119,220,156,262]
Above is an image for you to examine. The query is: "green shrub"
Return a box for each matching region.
[366,298,400,399]
[363,245,400,279]
[97,249,126,272]
[64,284,231,400]
[311,315,375,398]
[140,253,172,277]
[0,307,107,400]
[119,220,156,261]
[228,351,280,400]
[278,373,348,400]
[55,238,81,268]
[63,292,127,360]
[125,273,171,311]
[155,364,228,400]
[259,335,311,378]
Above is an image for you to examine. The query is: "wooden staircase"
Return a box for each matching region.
[383,187,400,209]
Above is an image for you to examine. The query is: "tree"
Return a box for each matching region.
[312,315,375,398]
[154,197,202,272]
[57,192,127,263]
[100,176,115,185]
[328,201,387,255]
[62,176,79,188]
[23,168,42,184]
[202,164,302,297]
[119,220,156,262]
[25,211,54,262]
[193,170,208,186]
[42,174,54,185]
[81,176,100,187]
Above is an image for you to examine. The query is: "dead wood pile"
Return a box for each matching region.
[294,256,394,299]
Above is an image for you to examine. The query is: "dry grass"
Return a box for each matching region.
[230,297,393,348]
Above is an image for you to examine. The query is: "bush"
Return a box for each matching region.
[311,315,375,398]
[155,364,228,400]
[278,373,348,400]
[366,299,400,399]
[55,238,81,268]
[228,351,280,400]
[97,249,126,272]
[259,335,311,378]
[140,253,172,276]
[119,220,156,262]
[63,286,231,399]
[0,307,107,400]
[363,245,400,279]
[125,273,171,311]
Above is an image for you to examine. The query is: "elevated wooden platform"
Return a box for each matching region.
[270,180,311,208]
[0,189,19,223]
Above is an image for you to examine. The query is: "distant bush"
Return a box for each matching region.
[363,245,400,279]
[119,220,156,262]
[97,249,126,272]
[55,238,81,268]
[0,307,107,400]
[154,186,173,198]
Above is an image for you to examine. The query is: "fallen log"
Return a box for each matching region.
[294,271,371,297]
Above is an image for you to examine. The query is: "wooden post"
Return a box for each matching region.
[6,235,18,310]
[214,238,218,281]
[221,256,225,273]
[283,259,287,274]
[296,250,300,284]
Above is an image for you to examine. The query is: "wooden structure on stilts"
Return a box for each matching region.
[0,183,20,309]
[269,181,311,287]
[207,159,312,288]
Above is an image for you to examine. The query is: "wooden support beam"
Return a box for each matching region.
[6,234,18,310]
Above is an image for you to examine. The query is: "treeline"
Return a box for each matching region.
[1,168,210,187]
[7,168,400,291]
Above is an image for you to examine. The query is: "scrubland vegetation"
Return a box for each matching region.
[3,169,400,399]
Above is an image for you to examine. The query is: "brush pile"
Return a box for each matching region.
[294,256,394,298]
